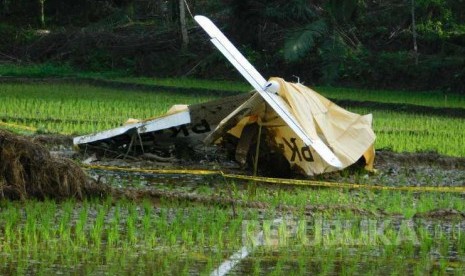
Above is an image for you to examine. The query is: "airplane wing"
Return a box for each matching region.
[73,110,191,146]
[194,15,343,168]
[73,93,253,150]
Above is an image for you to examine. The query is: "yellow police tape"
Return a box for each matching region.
[83,164,465,193]
[0,122,37,132]
[83,164,219,176]
[6,122,461,193]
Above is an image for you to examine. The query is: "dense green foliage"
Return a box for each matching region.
[0,0,464,92]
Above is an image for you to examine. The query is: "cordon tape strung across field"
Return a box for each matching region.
[2,123,463,193]
[82,164,465,193]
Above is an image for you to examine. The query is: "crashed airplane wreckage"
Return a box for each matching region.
[74,15,376,176]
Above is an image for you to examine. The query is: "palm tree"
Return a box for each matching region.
[279,0,362,83]
[225,0,362,83]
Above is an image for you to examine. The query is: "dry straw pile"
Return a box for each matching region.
[0,130,108,200]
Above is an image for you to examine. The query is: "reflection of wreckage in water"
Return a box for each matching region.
[74,16,376,176]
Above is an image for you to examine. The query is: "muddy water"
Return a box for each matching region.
[78,168,465,275]
[1,200,464,275]
[229,218,465,275]
[87,153,465,193]
[35,133,465,189]
[89,169,207,187]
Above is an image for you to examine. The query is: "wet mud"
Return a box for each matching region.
[33,133,465,190]
[26,133,464,218]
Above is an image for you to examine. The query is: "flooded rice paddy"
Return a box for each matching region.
[2,155,464,275]
[1,77,464,274]
[1,197,464,275]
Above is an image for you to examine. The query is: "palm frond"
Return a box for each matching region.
[284,19,327,62]
[320,34,350,84]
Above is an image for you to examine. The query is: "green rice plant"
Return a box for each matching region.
[203,257,214,275]
[75,203,89,247]
[24,202,39,247]
[114,77,252,92]
[438,258,448,274]
[196,229,206,247]
[181,228,193,248]
[125,202,138,245]
[2,187,465,275]
[418,226,434,254]
[3,62,463,108]
[252,258,261,275]
[318,86,465,109]
[141,200,152,241]
[0,83,217,134]
[349,108,465,157]
[270,257,283,276]
[58,200,74,243]
[458,232,465,256]
[36,200,56,246]
[107,204,121,247]
[296,254,306,275]
[91,207,106,248]
[1,81,464,158]
[1,206,20,252]
[320,250,336,275]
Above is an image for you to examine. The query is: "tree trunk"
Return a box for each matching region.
[411,0,418,65]
[125,1,135,21]
[39,0,45,28]
[179,0,189,50]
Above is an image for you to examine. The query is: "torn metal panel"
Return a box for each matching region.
[205,78,376,176]
[204,93,263,144]
[138,110,191,134]
[72,122,143,145]
[73,92,254,157]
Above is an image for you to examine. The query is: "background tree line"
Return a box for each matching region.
[0,0,464,92]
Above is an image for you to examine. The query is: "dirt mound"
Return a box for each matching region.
[0,130,109,200]
[32,134,73,147]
